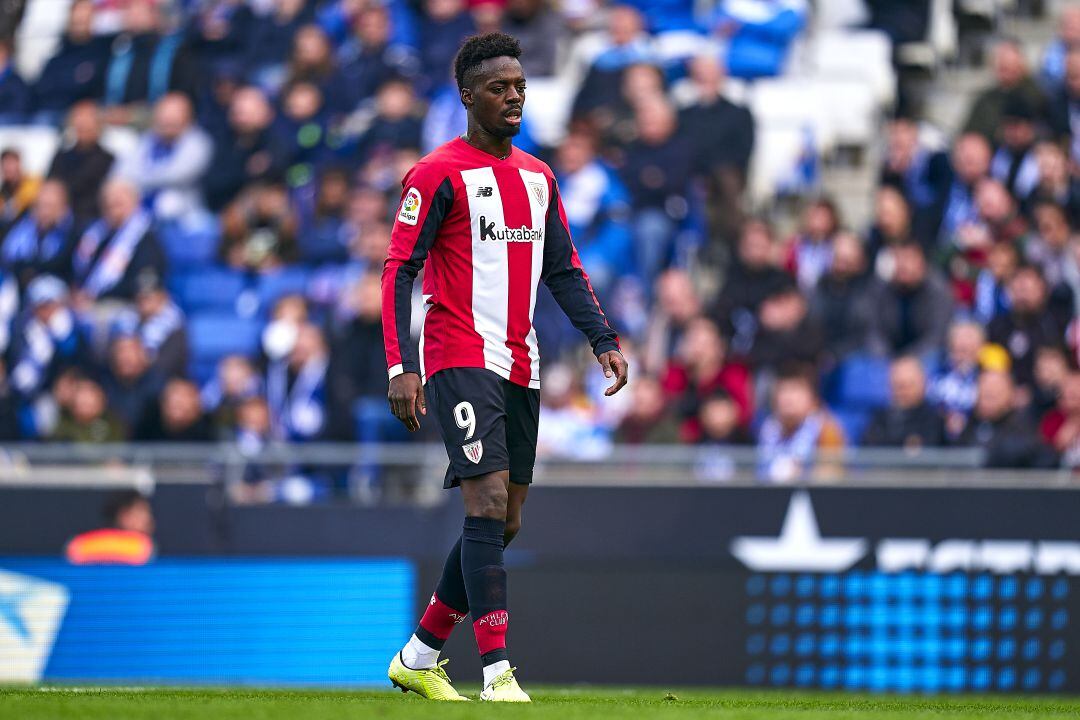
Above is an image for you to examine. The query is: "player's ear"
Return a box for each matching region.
[460,86,472,109]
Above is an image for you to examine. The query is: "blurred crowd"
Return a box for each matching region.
[0,0,1078,491]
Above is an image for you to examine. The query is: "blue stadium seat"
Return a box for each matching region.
[187,313,262,376]
[256,267,310,313]
[825,354,891,411]
[158,218,221,270]
[831,407,871,446]
[169,268,250,313]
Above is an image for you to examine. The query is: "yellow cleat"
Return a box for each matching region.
[388,653,470,701]
[479,667,531,702]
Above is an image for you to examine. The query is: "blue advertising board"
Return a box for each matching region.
[0,559,414,685]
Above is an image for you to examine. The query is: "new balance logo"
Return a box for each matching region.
[475,186,494,197]
[478,215,544,243]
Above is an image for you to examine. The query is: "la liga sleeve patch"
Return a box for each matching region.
[398,187,422,225]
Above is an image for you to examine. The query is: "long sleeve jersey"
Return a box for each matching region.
[382,137,619,389]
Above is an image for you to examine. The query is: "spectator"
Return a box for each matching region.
[678,54,754,245]
[283,25,339,104]
[203,86,288,211]
[1046,48,1080,170]
[866,186,918,261]
[1039,370,1080,467]
[862,356,946,448]
[934,132,991,247]
[46,101,115,223]
[865,0,931,48]
[245,0,313,86]
[220,183,298,272]
[100,0,198,118]
[351,78,424,166]
[879,116,950,217]
[785,198,842,293]
[266,322,329,441]
[756,367,845,483]
[338,4,418,111]
[809,231,876,368]
[1040,6,1080,90]
[642,269,701,374]
[1026,141,1079,226]
[0,358,22,440]
[52,376,125,443]
[618,100,693,282]
[308,221,390,313]
[1,149,42,231]
[987,263,1063,394]
[537,362,610,459]
[866,241,953,358]
[1,180,76,290]
[552,131,634,297]
[126,270,188,379]
[326,272,390,436]
[417,0,475,94]
[72,179,166,302]
[504,0,564,77]
[114,93,214,221]
[275,81,334,182]
[0,37,31,123]
[661,316,752,440]
[709,0,808,80]
[697,391,750,445]
[572,5,654,119]
[9,276,83,418]
[957,369,1057,468]
[748,281,824,380]
[713,218,791,350]
[296,168,352,264]
[928,320,985,440]
[101,333,162,432]
[65,490,155,565]
[0,264,17,354]
[1032,343,1070,418]
[32,0,108,121]
[614,375,680,444]
[184,0,255,81]
[202,354,262,438]
[136,378,213,442]
[963,38,1046,142]
[1024,200,1079,324]
[990,94,1041,202]
[972,240,1019,325]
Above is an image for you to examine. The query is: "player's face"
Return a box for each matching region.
[466,56,525,138]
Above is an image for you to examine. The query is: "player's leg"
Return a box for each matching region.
[504,482,528,546]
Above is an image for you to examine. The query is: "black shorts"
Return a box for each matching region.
[425,367,540,489]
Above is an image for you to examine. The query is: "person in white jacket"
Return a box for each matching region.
[113,92,212,221]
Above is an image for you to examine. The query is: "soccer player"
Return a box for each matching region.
[382,33,628,702]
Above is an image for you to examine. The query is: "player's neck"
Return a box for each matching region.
[462,126,513,161]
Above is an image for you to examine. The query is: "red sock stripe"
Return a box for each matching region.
[472,610,509,655]
[418,594,468,641]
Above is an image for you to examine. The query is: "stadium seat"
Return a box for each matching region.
[158,219,221,270]
[187,313,262,370]
[256,267,311,312]
[169,267,250,313]
[0,126,60,175]
[14,0,72,80]
[831,407,872,445]
[748,78,837,153]
[808,30,895,107]
[825,354,892,412]
[803,77,879,147]
[100,126,142,164]
[748,124,806,205]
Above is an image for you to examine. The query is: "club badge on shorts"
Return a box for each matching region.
[462,439,483,464]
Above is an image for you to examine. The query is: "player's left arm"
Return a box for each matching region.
[541,176,628,396]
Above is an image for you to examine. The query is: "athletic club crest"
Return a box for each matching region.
[462,439,483,464]
[528,182,546,206]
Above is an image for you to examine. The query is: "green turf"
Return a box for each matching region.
[2,687,1079,720]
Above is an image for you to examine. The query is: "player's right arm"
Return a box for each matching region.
[382,163,454,431]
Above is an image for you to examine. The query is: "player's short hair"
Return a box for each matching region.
[454,32,522,92]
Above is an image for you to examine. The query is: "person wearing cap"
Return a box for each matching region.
[131,269,188,379]
[990,93,1041,202]
[8,275,84,436]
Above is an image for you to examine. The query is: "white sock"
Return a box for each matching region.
[400,634,440,670]
[483,660,511,688]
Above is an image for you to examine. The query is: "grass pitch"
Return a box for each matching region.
[3,687,1079,720]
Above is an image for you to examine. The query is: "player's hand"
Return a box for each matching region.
[598,350,629,396]
[388,372,426,431]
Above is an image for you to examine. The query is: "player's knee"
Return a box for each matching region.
[470,482,508,520]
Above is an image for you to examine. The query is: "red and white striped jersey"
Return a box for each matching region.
[382,137,619,389]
